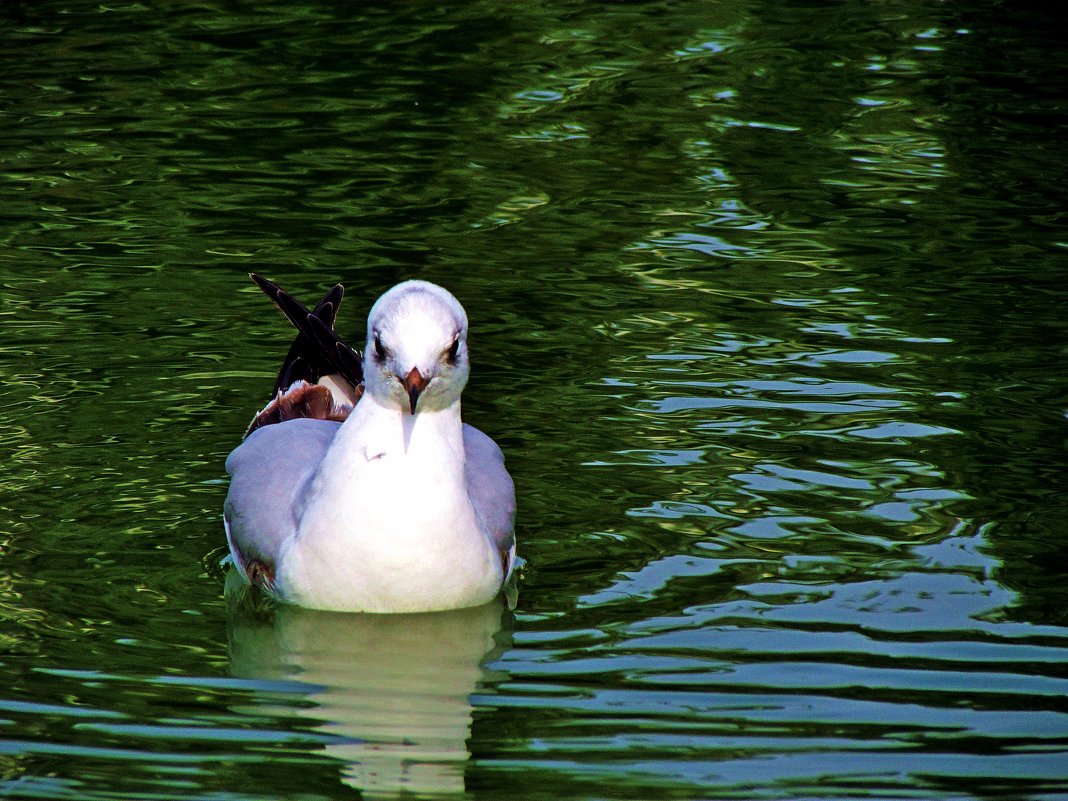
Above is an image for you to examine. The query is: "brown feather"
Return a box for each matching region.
[244,558,277,592]
[499,543,512,581]
[228,535,278,593]
[244,380,360,437]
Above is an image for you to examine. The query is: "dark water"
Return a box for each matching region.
[1,1,1066,798]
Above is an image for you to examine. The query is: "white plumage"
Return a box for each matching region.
[223,278,516,613]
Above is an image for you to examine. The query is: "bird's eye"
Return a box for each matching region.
[445,337,460,365]
[373,334,387,362]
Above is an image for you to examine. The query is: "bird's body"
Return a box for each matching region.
[223,277,516,613]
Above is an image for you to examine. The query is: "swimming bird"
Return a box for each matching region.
[223,275,516,613]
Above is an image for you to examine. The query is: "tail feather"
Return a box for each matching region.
[249,273,363,394]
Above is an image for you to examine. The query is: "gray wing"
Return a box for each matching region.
[224,418,340,579]
[463,423,516,573]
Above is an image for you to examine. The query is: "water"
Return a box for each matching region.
[1,1,1066,798]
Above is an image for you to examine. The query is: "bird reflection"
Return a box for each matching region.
[227,579,511,798]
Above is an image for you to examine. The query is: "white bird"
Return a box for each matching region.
[223,275,516,613]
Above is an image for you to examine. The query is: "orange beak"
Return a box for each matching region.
[401,367,429,415]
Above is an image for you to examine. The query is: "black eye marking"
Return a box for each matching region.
[373,333,387,363]
[445,336,460,366]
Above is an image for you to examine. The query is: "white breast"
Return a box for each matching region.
[274,399,503,612]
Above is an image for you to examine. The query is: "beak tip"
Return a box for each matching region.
[402,367,428,415]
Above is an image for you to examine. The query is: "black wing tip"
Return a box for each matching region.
[245,274,362,393]
[312,284,345,328]
[249,272,277,294]
[249,274,344,323]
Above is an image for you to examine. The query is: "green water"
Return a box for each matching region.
[1,1,1066,798]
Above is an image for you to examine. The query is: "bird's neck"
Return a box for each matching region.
[338,393,464,462]
[316,395,467,482]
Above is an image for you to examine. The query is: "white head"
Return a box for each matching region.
[363,280,470,414]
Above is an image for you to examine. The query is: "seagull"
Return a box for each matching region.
[223,275,517,613]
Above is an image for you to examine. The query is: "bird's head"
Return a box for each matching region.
[363,280,470,415]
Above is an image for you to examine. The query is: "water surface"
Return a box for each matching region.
[1,1,1066,799]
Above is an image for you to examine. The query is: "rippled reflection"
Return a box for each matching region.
[228,588,509,798]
